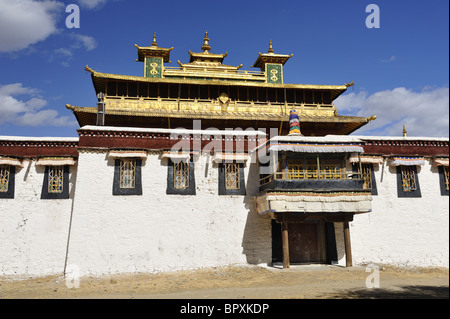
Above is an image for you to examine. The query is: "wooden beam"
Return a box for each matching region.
[282,221,290,269]
[343,221,353,267]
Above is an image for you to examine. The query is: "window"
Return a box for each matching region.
[174,161,189,190]
[224,163,240,190]
[41,165,69,199]
[113,159,142,195]
[218,162,245,195]
[438,166,449,196]
[396,166,421,197]
[286,158,343,180]
[401,166,417,191]
[48,166,64,193]
[0,165,15,199]
[356,163,378,195]
[166,158,196,195]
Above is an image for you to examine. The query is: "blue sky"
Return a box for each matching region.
[0,0,448,137]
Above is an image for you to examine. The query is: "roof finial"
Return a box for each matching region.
[403,124,407,137]
[268,40,274,54]
[152,32,157,47]
[201,30,211,53]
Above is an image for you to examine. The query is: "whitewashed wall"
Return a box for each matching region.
[65,150,271,276]
[0,160,76,277]
[351,159,449,268]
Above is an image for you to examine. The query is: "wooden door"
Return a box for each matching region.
[288,222,322,263]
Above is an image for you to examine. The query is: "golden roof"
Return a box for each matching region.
[252,40,293,69]
[84,65,353,100]
[135,33,173,63]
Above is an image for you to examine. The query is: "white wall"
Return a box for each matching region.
[0,160,76,277]
[65,150,271,276]
[2,153,448,277]
[351,160,449,268]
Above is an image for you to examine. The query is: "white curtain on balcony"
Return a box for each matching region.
[268,143,364,153]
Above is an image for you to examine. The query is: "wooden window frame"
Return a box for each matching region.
[438,166,449,196]
[166,158,196,195]
[0,165,15,199]
[396,166,421,198]
[218,162,246,195]
[113,158,142,196]
[41,165,70,199]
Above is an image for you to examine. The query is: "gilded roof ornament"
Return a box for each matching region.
[403,124,407,137]
[152,32,157,47]
[201,31,211,53]
[268,40,274,54]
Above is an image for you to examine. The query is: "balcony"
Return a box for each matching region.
[259,170,365,193]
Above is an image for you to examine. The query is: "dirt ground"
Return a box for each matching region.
[0,264,448,299]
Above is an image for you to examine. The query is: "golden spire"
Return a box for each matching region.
[403,124,407,137]
[268,40,274,53]
[152,32,157,47]
[201,31,211,53]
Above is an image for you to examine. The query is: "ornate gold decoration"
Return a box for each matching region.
[218,92,229,104]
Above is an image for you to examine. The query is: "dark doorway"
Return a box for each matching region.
[271,218,337,265]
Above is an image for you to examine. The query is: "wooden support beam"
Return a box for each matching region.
[282,221,290,269]
[343,220,353,267]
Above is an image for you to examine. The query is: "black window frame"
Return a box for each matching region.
[353,163,378,195]
[218,162,246,195]
[438,166,449,196]
[41,165,70,199]
[0,164,15,199]
[396,165,421,198]
[113,158,142,196]
[166,158,196,195]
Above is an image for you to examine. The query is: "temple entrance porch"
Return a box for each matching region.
[271,212,354,268]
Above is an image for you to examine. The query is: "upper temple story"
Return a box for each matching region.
[66,32,376,135]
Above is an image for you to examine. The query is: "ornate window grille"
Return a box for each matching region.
[48,166,64,193]
[401,166,417,192]
[0,165,9,192]
[361,164,373,190]
[224,163,240,190]
[444,166,449,191]
[120,159,136,189]
[174,161,189,189]
[287,159,342,180]
[320,159,342,179]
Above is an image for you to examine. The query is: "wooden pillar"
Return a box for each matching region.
[343,221,353,267]
[282,221,290,269]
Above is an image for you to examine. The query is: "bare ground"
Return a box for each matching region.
[0,264,448,299]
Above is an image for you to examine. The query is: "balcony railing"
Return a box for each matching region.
[259,170,366,192]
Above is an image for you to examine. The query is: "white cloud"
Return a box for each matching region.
[70,34,98,51]
[335,86,449,137]
[76,0,108,9]
[381,55,396,63]
[0,83,77,127]
[0,0,64,52]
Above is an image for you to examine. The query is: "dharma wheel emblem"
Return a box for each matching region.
[270,68,279,82]
[149,62,159,75]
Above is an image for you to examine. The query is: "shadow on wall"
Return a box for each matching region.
[241,160,272,265]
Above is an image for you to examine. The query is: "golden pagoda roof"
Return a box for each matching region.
[252,40,293,69]
[135,33,173,63]
[84,65,353,101]
[66,103,374,135]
